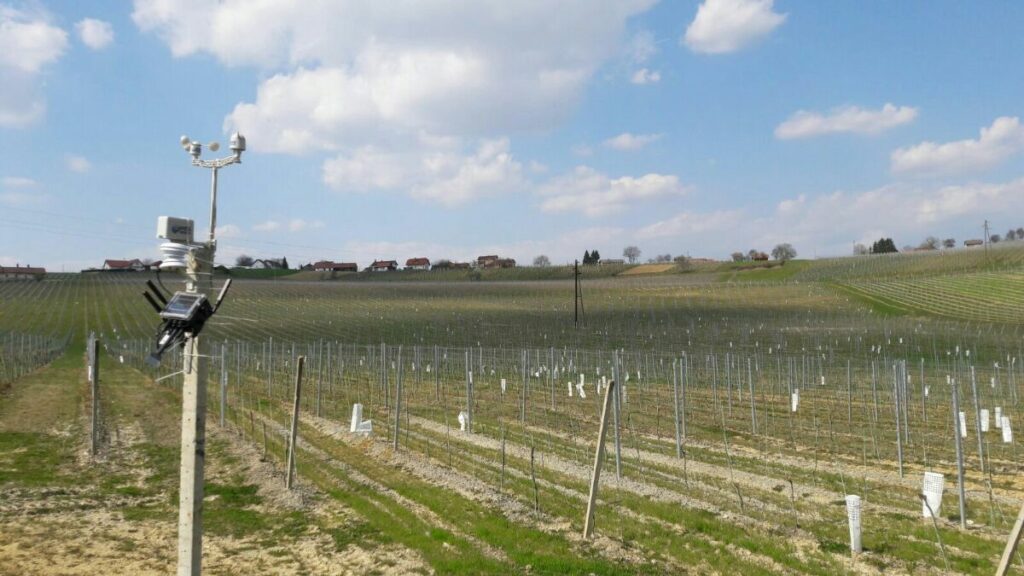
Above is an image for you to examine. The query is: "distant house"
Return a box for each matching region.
[494,258,516,268]
[964,239,984,247]
[314,261,358,272]
[370,260,398,272]
[752,252,769,261]
[451,262,472,270]
[103,259,145,272]
[252,258,288,270]
[0,265,45,280]
[599,259,625,266]
[405,257,430,271]
[476,255,500,268]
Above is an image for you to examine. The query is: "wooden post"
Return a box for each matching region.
[219,343,227,428]
[672,358,681,459]
[951,376,967,530]
[286,356,305,490]
[583,379,616,539]
[90,335,99,457]
[394,347,403,451]
[612,351,622,480]
[996,502,1024,576]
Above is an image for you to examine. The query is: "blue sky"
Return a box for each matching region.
[2,0,1023,270]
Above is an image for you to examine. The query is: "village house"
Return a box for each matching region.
[369,260,398,272]
[405,257,430,271]
[251,258,288,270]
[0,265,46,280]
[476,255,499,268]
[102,259,145,272]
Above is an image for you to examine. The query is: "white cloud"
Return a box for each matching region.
[538,166,689,217]
[637,209,744,239]
[134,0,655,154]
[0,7,67,127]
[288,219,324,232]
[683,0,785,54]
[65,155,91,173]
[775,103,918,140]
[891,116,1024,175]
[635,177,1024,258]
[630,68,661,84]
[75,18,114,50]
[217,224,242,238]
[0,191,43,206]
[252,220,280,232]
[603,132,663,150]
[2,176,37,188]
[627,30,657,64]
[324,138,525,207]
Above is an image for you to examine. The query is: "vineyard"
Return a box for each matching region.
[1,255,1024,574]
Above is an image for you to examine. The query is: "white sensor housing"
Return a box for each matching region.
[157,216,194,243]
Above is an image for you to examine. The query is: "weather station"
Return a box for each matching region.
[142,131,246,576]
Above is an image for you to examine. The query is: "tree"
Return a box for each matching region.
[853,243,868,255]
[747,249,759,261]
[731,251,745,262]
[235,254,255,267]
[1016,227,1023,238]
[591,249,601,262]
[990,234,1001,243]
[673,255,691,270]
[533,255,550,267]
[433,259,452,270]
[583,250,591,265]
[654,253,672,263]
[870,238,898,254]
[771,243,796,261]
[942,238,956,249]
[918,236,940,250]
[623,246,641,264]
[1007,229,1018,241]
[281,256,290,270]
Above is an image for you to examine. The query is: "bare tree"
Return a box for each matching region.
[673,255,691,270]
[532,255,551,267]
[1007,229,1018,241]
[771,243,797,261]
[654,253,672,263]
[853,243,868,255]
[235,254,255,267]
[731,251,745,262]
[918,236,940,250]
[623,246,641,264]
[942,238,956,249]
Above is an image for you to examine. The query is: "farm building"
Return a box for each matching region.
[405,257,430,271]
[964,239,984,247]
[0,265,45,280]
[752,252,769,261]
[102,259,145,272]
[313,261,358,272]
[251,258,288,270]
[370,260,398,272]
[476,255,499,268]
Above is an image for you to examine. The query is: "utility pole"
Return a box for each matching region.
[984,219,990,261]
[176,132,245,576]
[573,260,584,329]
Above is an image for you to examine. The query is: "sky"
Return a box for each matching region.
[1,0,1023,271]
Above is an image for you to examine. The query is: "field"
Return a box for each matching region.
[1,247,1024,574]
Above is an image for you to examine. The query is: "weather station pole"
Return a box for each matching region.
[176,132,246,576]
